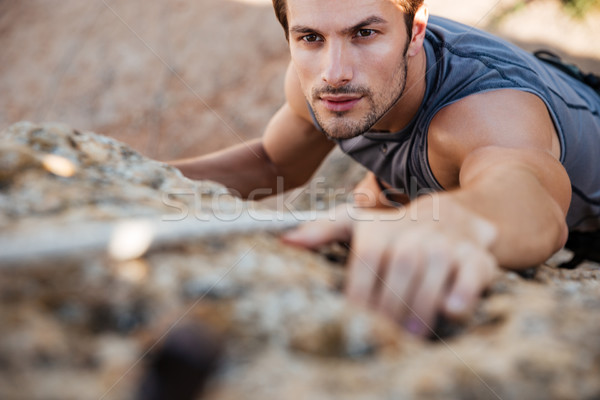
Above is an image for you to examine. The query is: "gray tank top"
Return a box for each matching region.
[309,16,600,231]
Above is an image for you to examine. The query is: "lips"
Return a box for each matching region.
[320,95,362,113]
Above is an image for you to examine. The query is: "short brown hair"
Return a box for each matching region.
[272,0,424,40]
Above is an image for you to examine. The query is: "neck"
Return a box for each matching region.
[372,47,427,133]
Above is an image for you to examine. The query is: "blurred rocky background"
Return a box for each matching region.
[1,0,599,160]
[1,1,600,399]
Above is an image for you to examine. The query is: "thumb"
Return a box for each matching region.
[281,218,353,249]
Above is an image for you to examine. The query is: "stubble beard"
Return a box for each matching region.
[311,58,408,140]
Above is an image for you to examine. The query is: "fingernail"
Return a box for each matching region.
[281,229,299,240]
[404,317,425,336]
[446,295,466,314]
[281,228,305,242]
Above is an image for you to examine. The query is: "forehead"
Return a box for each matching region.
[287,0,405,30]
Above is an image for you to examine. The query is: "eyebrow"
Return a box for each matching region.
[290,15,388,36]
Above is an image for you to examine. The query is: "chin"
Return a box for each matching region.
[320,114,375,140]
[322,124,366,140]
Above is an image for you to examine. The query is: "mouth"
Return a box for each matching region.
[320,95,362,113]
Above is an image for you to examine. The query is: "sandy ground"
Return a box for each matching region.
[1,0,599,162]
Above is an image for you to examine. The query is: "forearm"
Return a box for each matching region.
[450,150,570,269]
[169,139,282,199]
[454,171,567,268]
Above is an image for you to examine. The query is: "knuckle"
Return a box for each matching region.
[389,249,420,275]
[455,240,477,258]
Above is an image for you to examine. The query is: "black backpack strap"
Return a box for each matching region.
[534,50,600,95]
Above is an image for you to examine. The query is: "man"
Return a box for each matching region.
[171,0,600,336]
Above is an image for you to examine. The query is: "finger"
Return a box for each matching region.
[403,243,453,336]
[281,218,352,249]
[443,245,498,320]
[345,235,388,308]
[375,241,421,322]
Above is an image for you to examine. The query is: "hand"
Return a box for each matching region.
[281,194,500,337]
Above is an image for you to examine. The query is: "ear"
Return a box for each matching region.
[406,4,429,58]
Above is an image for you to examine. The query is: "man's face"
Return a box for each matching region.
[287,0,411,139]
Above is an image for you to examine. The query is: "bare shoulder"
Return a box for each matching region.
[262,62,334,182]
[265,61,328,144]
[427,89,562,188]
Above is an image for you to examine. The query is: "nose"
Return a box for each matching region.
[321,41,353,88]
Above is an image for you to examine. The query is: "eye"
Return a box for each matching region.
[302,34,322,43]
[356,29,375,38]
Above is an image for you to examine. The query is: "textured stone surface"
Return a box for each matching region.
[0,123,400,400]
[2,123,600,400]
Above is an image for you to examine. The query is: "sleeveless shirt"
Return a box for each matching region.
[308,16,600,231]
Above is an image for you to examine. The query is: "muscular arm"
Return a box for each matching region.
[428,89,570,268]
[283,89,572,335]
[171,138,277,198]
[170,63,334,199]
[453,146,569,268]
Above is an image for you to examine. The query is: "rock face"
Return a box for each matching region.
[1,122,600,400]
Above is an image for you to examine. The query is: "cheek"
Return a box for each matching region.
[291,49,321,91]
[360,46,404,86]
[362,43,402,72]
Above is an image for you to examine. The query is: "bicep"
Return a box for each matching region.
[263,103,334,169]
[429,89,563,189]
